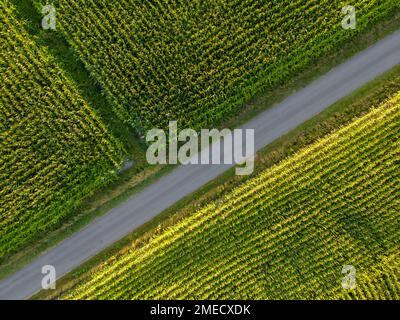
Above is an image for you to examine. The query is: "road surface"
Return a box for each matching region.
[1,29,400,300]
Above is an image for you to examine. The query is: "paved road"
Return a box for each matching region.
[1,29,400,300]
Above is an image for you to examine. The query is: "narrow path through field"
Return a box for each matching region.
[1,29,400,300]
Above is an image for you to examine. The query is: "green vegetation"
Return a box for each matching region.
[5,0,398,281]
[11,0,147,162]
[0,1,125,260]
[58,91,400,300]
[37,0,399,133]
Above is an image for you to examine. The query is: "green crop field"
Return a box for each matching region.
[1,0,399,302]
[338,254,399,300]
[60,91,400,300]
[35,0,399,133]
[0,1,125,259]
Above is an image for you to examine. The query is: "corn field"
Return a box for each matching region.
[62,91,400,300]
[37,0,400,134]
[0,2,125,259]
